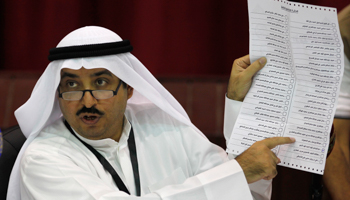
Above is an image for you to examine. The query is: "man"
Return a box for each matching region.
[7,26,294,199]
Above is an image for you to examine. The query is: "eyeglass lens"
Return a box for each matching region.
[62,90,114,100]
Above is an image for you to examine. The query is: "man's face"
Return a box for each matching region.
[58,67,133,141]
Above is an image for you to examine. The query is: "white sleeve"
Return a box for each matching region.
[20,147,252,200]
[223,95,273,200]
[154,160,253,200]
[335,55,350,118]
[223,95,242,143]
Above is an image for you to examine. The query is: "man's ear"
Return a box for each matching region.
[127,85,134,99]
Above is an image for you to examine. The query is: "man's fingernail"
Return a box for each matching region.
[289,137,296,142]
[259,57,267,64]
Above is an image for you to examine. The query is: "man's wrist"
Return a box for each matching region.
[226,92,243,102]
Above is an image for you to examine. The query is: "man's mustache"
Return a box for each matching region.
[76,106,105,116]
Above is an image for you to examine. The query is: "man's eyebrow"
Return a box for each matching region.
[61,72,79,79]
[92,70,113,77]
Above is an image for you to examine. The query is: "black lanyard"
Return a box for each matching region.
[64,120,141,196]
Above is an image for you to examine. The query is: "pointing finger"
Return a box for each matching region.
[262,137,296,149]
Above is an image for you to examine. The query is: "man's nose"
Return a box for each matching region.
[81,91,97,108]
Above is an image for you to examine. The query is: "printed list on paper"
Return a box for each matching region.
[226,0,344,175]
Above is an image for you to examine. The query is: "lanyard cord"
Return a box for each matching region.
[64,120,141,196]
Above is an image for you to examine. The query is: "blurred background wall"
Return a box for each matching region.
[0,0,348,76]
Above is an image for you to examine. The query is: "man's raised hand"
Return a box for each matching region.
[227,55,267,101]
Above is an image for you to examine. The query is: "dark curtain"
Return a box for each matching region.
[0,0,348,76]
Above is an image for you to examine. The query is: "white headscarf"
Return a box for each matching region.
[7,26,203,200]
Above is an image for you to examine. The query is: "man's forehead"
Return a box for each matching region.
[60,67,116,79]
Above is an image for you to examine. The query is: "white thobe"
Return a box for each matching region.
[19,97,271,200]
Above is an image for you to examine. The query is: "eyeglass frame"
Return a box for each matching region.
[58,80,123,101]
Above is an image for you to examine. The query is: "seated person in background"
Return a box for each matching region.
[7,26,294,200]
[322,4,350,200]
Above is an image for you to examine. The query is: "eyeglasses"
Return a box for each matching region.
[58,81,122,101]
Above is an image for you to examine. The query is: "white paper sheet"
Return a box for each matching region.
[227,0,344,175]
